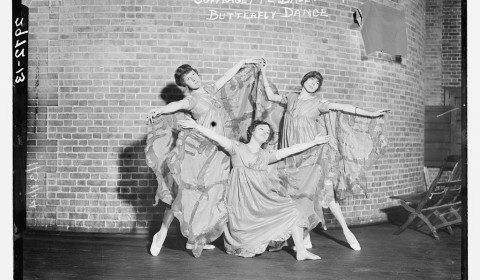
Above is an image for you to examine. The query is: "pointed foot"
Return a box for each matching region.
[344,230,361,251]
[186,243,215,250]
[296,250,321,261]
[150,233,163,256]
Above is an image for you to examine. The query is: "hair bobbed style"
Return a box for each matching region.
[174,64,199,87]
[300,71,323,91]
[243,120,275,149]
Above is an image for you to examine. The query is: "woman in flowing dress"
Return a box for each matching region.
[260,65,389,251]
[146,58,262,257]
[178,117,331,260]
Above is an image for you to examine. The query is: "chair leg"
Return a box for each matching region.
[394,213,418,235]
[446,226,454,235]
[437,211,455,235]
[450,206,462,224]
[417,213,440,240]
[399,201,416,213]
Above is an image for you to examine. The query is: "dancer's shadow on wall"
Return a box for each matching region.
[117,83,189,252]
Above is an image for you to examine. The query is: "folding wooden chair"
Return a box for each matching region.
[390,155,463,239]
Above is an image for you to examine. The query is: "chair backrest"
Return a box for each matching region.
[448,159,462,181]
[419,155,462,209]
[423,166,431,191]
[430,155,461,183]
[427,180,462,208]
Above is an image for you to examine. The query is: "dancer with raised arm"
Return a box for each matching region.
[178,118,331,261]
[260,64,389,251]
[145,58,263,257]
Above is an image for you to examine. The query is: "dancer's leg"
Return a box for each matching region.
[292,226,321,261]
[150,207,175,256]
[303,232,313,248]
[328,201,361,251]
[292,231,312,250]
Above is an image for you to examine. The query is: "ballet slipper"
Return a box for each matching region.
[150,233,162,256]
[203,244,215,250]
[186,243,215,250]
[296,249,321,261]
[292,244,312,251]
[344,230,361,251]
[268,246,283,253]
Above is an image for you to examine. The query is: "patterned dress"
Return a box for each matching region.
[146,83,230,257]
[146,65,263,257]
[277,93,336,230]
[223,141,307,257]
[273,92,387,231]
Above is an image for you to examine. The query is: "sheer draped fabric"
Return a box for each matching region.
[145,64,387,256]
[145,65,261,257]
[253,74,388,230]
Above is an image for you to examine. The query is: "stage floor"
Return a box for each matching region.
[22,223,463,280]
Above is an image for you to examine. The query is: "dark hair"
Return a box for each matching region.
[174,64,199,87]
[300,71,323,91]
[243,120,274,148]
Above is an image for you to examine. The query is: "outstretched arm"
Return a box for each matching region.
[147,100,190,123]
[274,134,331,161]
[328,102,390,118]
[260,64,283,103]
[214,58,264,90]
[177,117,232,150]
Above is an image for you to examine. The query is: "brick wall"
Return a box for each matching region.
[25,0,426,233]
[442,0,462,88]
[424,0,462,105]
[425,0,443,105]
[423,0,462,176]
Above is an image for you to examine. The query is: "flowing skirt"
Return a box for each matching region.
[224,167,307,257]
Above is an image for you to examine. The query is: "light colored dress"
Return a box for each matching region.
[146,65,262,257]
[179,84,227,135]
[277,93,335,230]
[273,92,388,231]
[146,83,230,257]
[223,141,307,258]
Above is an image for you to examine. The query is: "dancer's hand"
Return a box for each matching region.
[260,59,267,71]
[177,117,197,129]
[153,196,160,207]
[147,108,164,123]
[244,58,265,65]
[314,134,331,145]
[371,109,390,117]
[260,58,267,68]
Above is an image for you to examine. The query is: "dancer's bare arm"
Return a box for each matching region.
[328,102,390,117]
[275,134,331,160]
[177,117,232,150]
[147,101,189,123]
[215,58,264,90]
[260,64,283,103]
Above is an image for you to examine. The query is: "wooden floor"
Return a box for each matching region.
[21,223,463,280]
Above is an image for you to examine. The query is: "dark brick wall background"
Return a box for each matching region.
[424,0,462,178]
[24,0,431,233]
[425,0,462,105]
